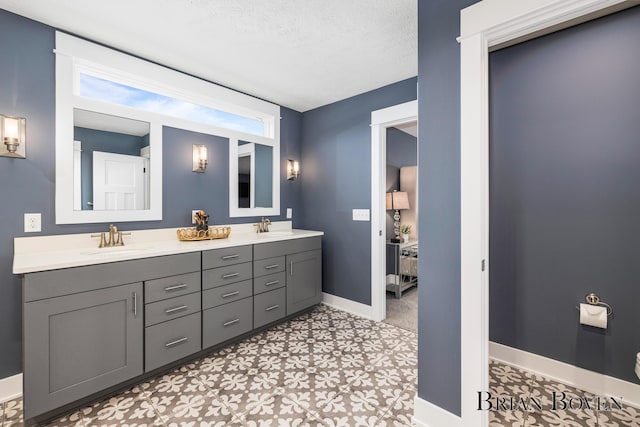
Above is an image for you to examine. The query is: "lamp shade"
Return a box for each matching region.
[385,191,410,210]
[392,191,410,210]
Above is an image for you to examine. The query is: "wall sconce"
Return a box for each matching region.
[1,115,26,159]
[192,144,208,172]
[287,159,300,180]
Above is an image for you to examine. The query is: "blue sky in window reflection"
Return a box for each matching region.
[79,74,264,136]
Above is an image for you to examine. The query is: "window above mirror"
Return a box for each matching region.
[55,32,280,224]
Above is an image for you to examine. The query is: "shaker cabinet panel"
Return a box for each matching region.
[286,250,322,315]
[23,282,143,420]
[202,262,253,290]
[202,297,253,348]
[145,312,201,372]
[202,245,252,269]
[145,272,201,303]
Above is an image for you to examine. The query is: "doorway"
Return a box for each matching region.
[370,100,418,323]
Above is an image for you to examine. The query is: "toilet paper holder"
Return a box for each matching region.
[575,293,613,316]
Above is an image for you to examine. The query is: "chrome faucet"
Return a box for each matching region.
[91,224,131,248]
[254,217,271,233]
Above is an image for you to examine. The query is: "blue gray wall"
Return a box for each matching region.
[298,78,417,305]
[417,0,478,416]
[386,127,417,168]
[489,6,640,384]
[0,9,302,379]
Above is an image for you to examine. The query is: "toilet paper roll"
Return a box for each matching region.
[579,303,607,329]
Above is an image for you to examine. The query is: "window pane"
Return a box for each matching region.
[79,74,265,136]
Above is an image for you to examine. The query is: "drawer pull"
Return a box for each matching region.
[265,280,280,286]
[164,283,188,292]
[222,272,239,279]
[222,291,240,298]
[223,318,240,327]
[133,292,138,318]
[222,254,239,260]
[264,264,280,269]
[165,337,188,348]
[265,304,280,312]
[165,305,188,314]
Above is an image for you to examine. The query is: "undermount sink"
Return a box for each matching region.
[80,244,153,256]
[257,231,294,237]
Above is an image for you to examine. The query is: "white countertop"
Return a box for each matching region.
[13,221,323,274]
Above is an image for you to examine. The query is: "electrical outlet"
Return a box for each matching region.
[24,213,41,233]
[286,208,292,219]
[352,209,370,221]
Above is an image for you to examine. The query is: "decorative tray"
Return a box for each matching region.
[176,226,231,241]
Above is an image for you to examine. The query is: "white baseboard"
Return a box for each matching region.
[413,395,462,427]
[490,341,640,408]
[322,292,373,320]
[0,373,22,403]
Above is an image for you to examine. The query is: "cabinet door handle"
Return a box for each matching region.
[222,254,239,260]
[222,291,239,298]
[165,283,187,292]
[223,318,240,327]
[165,337,188,348]
[290,261,293,276]
[264,264,279,270]
[132,292,138,318]
[222,272,239,279]
[265,304,280,312]
[265,280,280,287]
[165,305,188,314]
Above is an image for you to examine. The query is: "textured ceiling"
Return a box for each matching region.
[0,0,417,112]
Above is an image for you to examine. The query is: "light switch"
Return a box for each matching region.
[286,208,292,219]
[352,209,370,221]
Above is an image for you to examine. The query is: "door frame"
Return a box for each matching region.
[370,100,418,322]
[459,0,628,425]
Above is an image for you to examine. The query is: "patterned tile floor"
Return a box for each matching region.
[1,306,638,426]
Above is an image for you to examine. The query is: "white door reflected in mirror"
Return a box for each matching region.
[92,152,145,210]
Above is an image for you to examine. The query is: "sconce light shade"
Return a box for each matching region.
[1,115,26,159]
[192,144,208,172]
[287,159,300,180]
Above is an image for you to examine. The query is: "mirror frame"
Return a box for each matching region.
[229,136,280,218]
[55,33,163,224]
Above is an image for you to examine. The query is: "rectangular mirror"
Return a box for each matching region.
[229,139,280,217]
[73,109,151,211]
[238,142,273,209]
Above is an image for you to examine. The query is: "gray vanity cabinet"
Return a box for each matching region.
[286,249,322,315]
[254,237,322,317]
[23,282,143,420]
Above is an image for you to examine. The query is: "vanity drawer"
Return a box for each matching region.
[145,312,201,372]
[202,297,253,348]
[253,256,285,278]
[145,292,201,327]
[202,245,253,269]
[254,271,286,295]
[202,280,252,310]
[202,262,253,290]
[254,288,286,329]
[254,236,321,260]
[144,272,201,303]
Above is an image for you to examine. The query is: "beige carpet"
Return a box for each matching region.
[384,286,418,333]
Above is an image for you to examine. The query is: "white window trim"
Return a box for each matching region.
[55,32,281,224]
